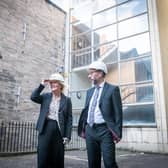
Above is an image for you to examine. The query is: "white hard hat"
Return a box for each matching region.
[88,61,108,74]
[48,73,64,84]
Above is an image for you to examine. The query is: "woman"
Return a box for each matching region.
[30,73,72,168]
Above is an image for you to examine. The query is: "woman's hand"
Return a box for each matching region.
[41,79,49,86]
[63,137,70,145]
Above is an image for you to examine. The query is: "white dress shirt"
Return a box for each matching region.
[48,95,60,121]
[87,81,105,124]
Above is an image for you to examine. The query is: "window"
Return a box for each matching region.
[70,0,155,125]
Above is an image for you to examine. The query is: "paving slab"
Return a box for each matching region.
[0,150,168,168]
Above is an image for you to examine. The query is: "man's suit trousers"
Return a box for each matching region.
[86,123,118,168]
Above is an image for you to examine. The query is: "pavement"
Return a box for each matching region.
[0,149,168,168]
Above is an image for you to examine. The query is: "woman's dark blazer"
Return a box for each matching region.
[78,82,122,142]
[30,84,72,140]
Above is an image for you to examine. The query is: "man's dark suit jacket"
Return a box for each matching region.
[31,84,72,139]
[78,82,122,141]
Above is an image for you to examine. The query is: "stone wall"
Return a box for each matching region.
[0,0,66,121]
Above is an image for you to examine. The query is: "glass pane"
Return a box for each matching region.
[135,57,153,82]
[106,63,119,85]
[93,42,118,63]
[119,33,151,60]
[118,14,148,38]
[70,90,87,109]
[93,8,116,29]
[72,0,92,7]
[120,57,152,84]
[72,20,91,35]
[71,32,91,51]
[117,0,128,4]
[93,24,117,46]
[123,104,155,124]
[71,2,92,23]
[93,0,116,12]
[121,85,154,104]
[121,85,136,104]
[118,0,147,21]
[136,85,154,103]
[120,60,136,84]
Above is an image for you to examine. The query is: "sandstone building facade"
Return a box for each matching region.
[0,0,66,122]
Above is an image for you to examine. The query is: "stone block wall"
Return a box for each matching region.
[0,0,66,122]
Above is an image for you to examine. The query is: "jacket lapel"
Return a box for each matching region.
[99,82,108,104]
[44,93,52,115]
[86,87,95,107]
[47,93,52,107]
[59,94,66,111]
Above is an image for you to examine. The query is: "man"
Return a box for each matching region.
[78,61,122,168]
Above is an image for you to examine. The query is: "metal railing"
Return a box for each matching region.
[0,121,38,154]
[65,126,85,150]
[0,120,85,155]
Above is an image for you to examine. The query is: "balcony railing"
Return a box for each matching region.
[71,48,92,68]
